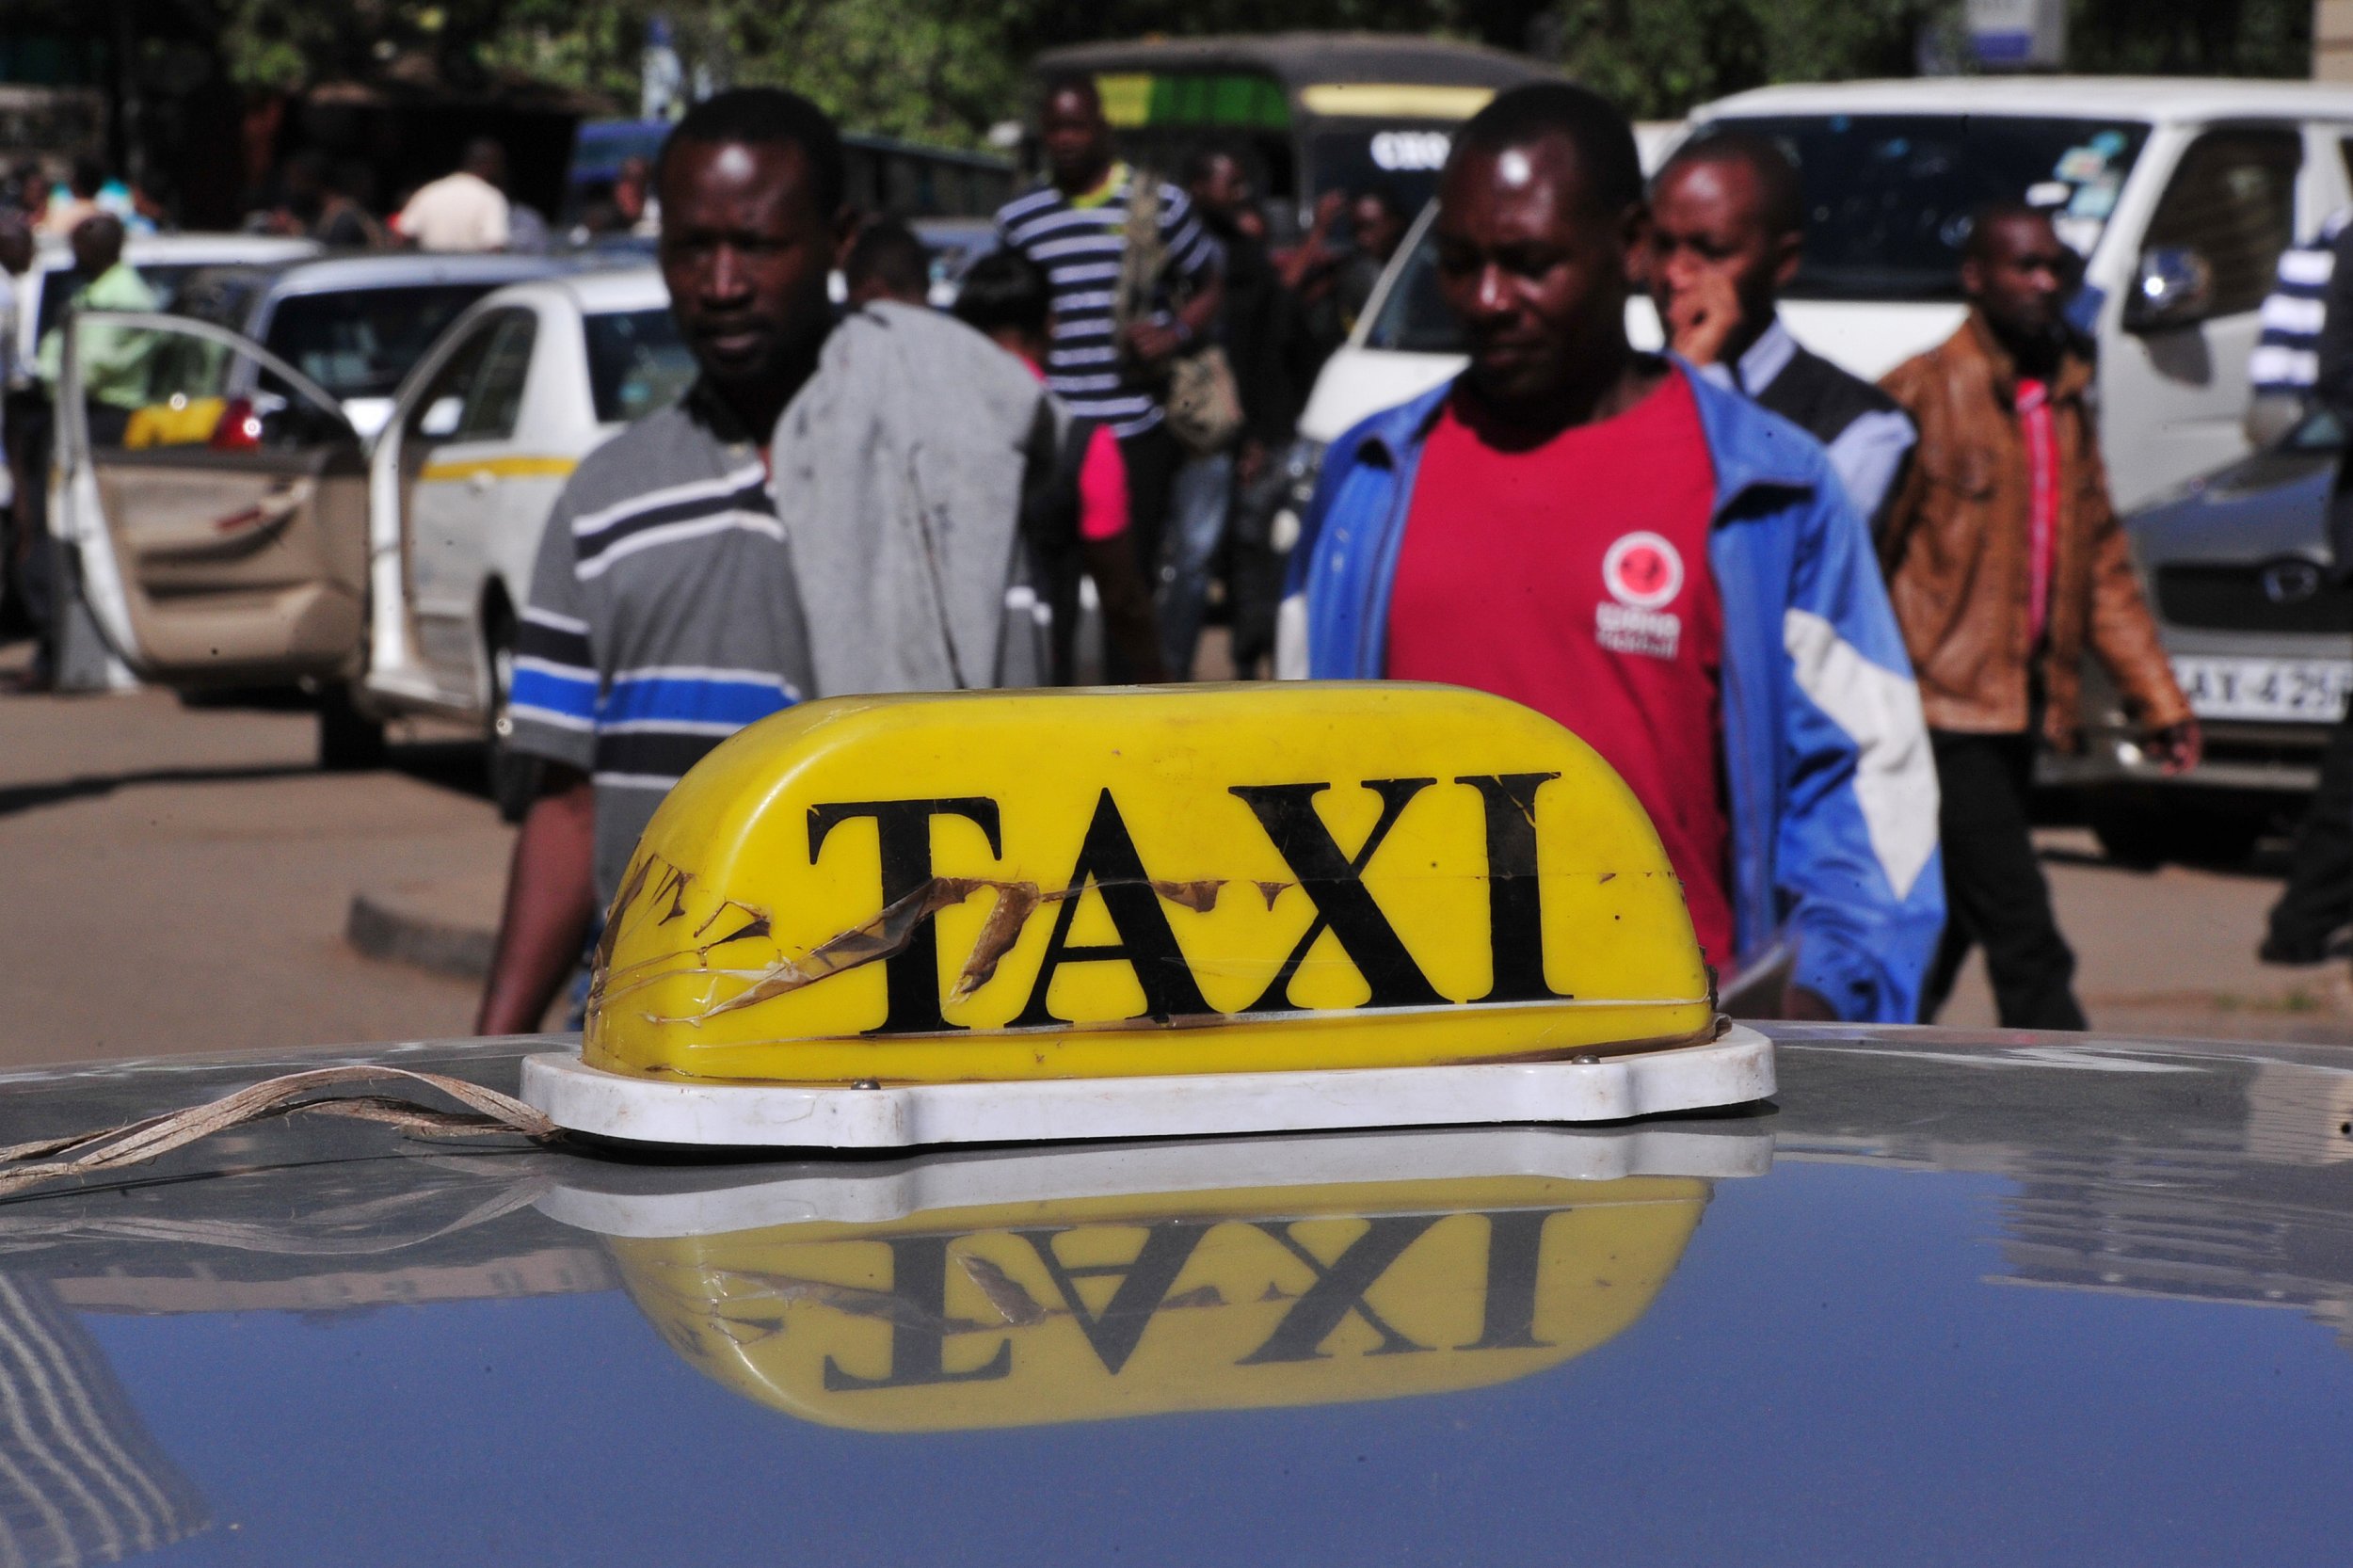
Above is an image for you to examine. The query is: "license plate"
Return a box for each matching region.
[2171,656,2353,722]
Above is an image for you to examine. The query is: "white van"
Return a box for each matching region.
[1300,78,2353,513]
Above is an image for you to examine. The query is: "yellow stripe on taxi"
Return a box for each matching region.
[417,455,580,483]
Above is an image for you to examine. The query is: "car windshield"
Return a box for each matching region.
[1708,113,2152,300]
[1308,125,1452,215]
[34,260,217,344]
[262,283,502,399]
[584,307,696,424]
[1366,111,2153,352]
[1362,214,1460,354]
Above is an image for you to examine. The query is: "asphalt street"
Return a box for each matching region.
[2,650,2348,1067]
[1,667,503,1065]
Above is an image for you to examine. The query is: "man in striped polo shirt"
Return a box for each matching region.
[475,88,1048,1033]
[994,74,1224,600]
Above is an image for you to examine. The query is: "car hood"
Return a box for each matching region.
[0,1027,2347,1565]
[2127,444,2338,563]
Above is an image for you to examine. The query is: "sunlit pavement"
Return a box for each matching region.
[0,647,506,1067]
[1937,827,2353,1044]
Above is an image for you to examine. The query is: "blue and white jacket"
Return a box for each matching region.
[1276,365,1944,1023]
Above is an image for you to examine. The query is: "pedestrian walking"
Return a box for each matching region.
[18,214,155,688]
[992,73,1225,667]
[0,215,28,634]
[318,162,387,249]
[36,157,104,241]
[614,154,660,237]
[1649,131,1916,531]
[1172,146,1320,678]
[1327,184,1410,342]
[1880,203,2198,1030]
[2246,208,2351,447]
[270,151,331,238]
[843,217,932,309]
[475,89,1052,1035]
[1280,83,1942,1024]
[35,215,157,447]
[952,248,1165,684]
[2260,202,2353,965]
[397,140,512,254]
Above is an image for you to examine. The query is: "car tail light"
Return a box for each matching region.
[210,398,264,451]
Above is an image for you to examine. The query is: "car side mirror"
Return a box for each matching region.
[2123,247,2217,332]
[417,394,463,439]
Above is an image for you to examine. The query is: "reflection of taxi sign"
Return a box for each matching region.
[542,1127,1769,1432]
[522,683,1772,1145]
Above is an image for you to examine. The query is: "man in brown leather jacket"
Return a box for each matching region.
[1879,203,2199,1029]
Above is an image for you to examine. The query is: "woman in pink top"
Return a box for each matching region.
[953,249,1167,682]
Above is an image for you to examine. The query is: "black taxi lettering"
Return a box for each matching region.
[806,775,1561,1035]
[1229,778,1445,1011]
[808,797,1001,1035]
[818,1209,1563,1391]
[820,1232,1014,1392]
[1013,790,1213,1026]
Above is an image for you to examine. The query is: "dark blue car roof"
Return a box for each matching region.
[0,1025,2347,1566]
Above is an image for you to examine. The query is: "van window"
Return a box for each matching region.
[2143,128,2301,320]
[1366,111,2158,348]
[1711,114,2152,300]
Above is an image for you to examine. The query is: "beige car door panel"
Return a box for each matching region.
[60,310,365,686]
[90,446,368,677]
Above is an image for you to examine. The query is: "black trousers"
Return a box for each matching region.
[2265,702,2353,955]
[1116,424,1179,586]
[1111,423,1179,682]
[1920,729,2089,1030]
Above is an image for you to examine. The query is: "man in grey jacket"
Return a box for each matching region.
[476,88,1047,1034]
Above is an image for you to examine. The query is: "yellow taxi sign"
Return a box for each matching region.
[583,683,1711,1087]
[602,1169,1710,1432]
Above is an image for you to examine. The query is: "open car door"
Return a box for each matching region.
[56,310,368,689]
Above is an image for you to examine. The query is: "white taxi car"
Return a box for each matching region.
[54,265,692,815]
[357,267,692,810]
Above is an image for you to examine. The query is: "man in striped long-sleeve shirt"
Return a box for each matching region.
[2260,206,2353,966]
[994,73,1224,604]
[2248,209,2351,446]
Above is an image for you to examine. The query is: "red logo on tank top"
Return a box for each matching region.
[1597,531,1684,658]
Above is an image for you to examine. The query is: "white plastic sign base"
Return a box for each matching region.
[520,1026,1773,1149]
[537,1121,1777,1240]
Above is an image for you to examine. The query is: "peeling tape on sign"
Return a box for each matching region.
[583,683,1714,1085]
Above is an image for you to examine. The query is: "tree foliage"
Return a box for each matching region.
[206,0,2323,140]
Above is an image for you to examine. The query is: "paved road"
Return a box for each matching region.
[1934,829,2353,1042]
[1,649,2346,1069]
[0,671,509,1066]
